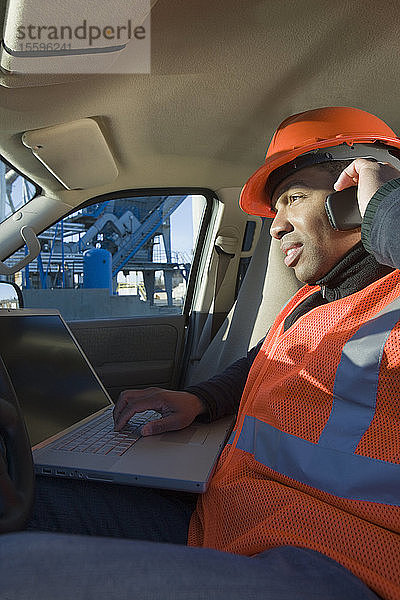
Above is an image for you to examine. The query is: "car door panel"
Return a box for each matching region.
[69,315,185,401]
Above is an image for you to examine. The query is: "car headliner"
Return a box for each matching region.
[0,0,399,211]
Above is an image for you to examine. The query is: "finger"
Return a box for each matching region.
[113,388,157,422]
[333,162,360,191]
[114,402,154,431]
[114,397,163,431]
[333,157,383,191]
[113,391,130,422]
[141,413,187,437]
[333,171,358,191]
[113,391,139,423]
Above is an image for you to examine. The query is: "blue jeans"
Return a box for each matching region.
[28,475,197,543]
[0,533,381,600]
[22,476,381,599]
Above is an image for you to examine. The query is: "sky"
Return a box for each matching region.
[169,195,205,260]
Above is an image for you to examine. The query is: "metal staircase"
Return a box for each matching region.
[111,195,186,276]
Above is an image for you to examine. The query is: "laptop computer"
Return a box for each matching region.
[0,308,234,492]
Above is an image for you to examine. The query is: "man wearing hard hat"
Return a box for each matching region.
[24,108,400,600]
[185,107,400,599]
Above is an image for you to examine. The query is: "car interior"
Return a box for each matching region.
[0,0,399,552]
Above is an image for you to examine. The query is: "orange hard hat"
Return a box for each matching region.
[239,106,400,217]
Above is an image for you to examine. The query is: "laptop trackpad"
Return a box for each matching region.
[159,425,208,445]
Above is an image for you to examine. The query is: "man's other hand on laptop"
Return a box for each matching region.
[113,388,206,436]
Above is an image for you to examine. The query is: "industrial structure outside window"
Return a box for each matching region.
[0,160,206,320]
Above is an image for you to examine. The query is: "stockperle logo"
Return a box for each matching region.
[1,1,151,74]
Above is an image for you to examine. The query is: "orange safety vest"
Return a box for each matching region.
[188,270,400,600]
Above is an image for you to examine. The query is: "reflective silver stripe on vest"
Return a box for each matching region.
[235,415,400,504]
[318,295,400,452]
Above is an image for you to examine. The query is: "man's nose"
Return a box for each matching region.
[270,210,294,240]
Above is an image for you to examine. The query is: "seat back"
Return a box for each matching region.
[185,219,302,385]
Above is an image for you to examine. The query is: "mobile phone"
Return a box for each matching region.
[325,187,362,230]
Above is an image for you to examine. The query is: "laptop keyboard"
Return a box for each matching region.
[48,408,162,457]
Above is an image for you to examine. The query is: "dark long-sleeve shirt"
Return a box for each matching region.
[361,177,400,267]
[186,179,400,422]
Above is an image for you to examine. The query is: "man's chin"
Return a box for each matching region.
[293,265,318,286]
[293,254,328,285]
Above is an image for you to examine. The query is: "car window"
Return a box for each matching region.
[7,192,207,320]
[0,159,37,224]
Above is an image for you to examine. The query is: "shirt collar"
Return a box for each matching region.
[317,242,393,302]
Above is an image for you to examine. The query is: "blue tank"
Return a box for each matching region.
[83,248,112,293]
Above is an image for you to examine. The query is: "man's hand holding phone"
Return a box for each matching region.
[333,158,400,217]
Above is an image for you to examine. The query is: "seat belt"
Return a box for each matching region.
[192,235,237,361]
[211,235,236,337]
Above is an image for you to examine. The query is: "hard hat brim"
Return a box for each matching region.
[240,135,400,218]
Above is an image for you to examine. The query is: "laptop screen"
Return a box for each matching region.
[0,312,111,446]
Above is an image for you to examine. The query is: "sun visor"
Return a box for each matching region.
[1,0,151,75]
[22,119,118,190]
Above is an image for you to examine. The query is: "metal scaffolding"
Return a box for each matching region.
[0,165,191,306]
